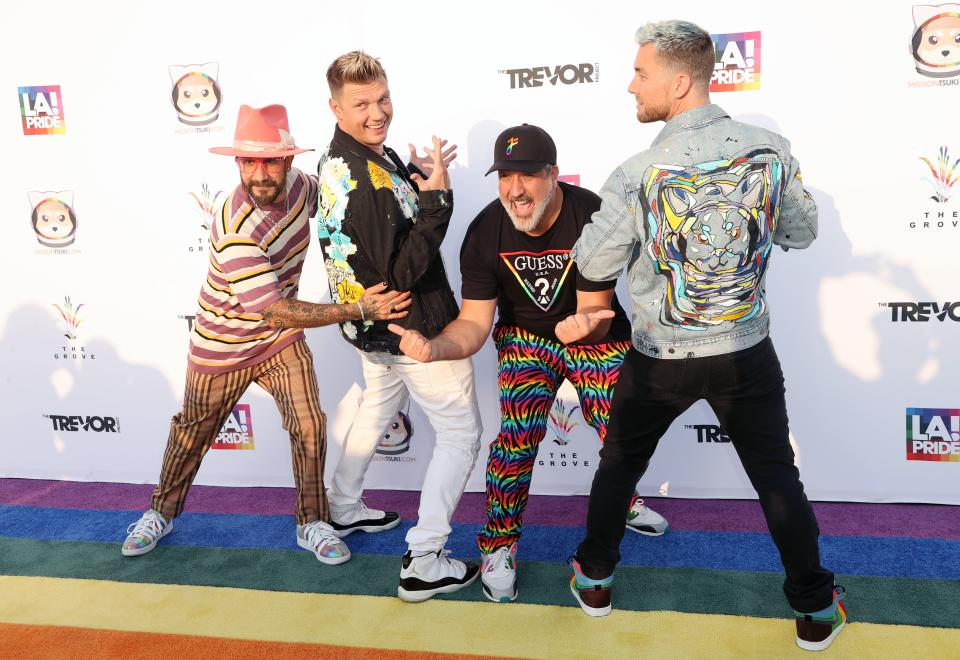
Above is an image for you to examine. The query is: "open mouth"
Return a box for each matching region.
[366,120,386,133]
[511,197,534,217]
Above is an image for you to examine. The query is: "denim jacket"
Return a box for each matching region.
[572,104,817,359]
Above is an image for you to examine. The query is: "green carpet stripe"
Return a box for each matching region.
[1,536,956,628]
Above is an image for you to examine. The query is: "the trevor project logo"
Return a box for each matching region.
[212,404,255,450]
[500,63,598,89]
[506,137,519,155]
[906,407,960,461]
[19,85,66,135]
[710,32,761,92]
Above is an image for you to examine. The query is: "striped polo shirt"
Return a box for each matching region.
[188,169,318,374]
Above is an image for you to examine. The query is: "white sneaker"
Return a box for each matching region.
[121,509,172,556]
[481,543,518,603]
[330,501,401,537]
[297,520,351,565]
[398,549,479,602]
[625,494,669,536]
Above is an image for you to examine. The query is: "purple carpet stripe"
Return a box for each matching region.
[2,478,957,540]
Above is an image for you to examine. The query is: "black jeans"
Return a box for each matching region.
[576,337,835,613]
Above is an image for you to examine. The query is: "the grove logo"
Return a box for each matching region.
[186,183,221,252]
[500,63,598,89]
[548,399,579,446]
[879,301,960,321]
[19,85,66,135]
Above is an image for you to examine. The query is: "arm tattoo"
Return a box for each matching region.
[262,299,358,329]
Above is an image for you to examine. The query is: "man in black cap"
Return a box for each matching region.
[389,125,669,603]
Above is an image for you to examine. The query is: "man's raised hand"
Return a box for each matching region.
[554,310,616,345]
[388,323,434,362]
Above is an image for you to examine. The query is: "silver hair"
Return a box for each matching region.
[634,20,715,85]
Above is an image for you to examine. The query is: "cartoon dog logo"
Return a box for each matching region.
[912,4,960,77]
[29,191,77,248]
[375,411,412,456]
[169,62,222,125]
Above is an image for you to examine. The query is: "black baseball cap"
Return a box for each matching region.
[485,124,557,176]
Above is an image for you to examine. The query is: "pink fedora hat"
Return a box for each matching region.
[209,104,313,158]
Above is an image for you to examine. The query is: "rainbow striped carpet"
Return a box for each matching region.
[1,479,958,658]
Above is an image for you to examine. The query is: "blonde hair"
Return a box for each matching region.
[635,20,715,87]
[326,51,388,96]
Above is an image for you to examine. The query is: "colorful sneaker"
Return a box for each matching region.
[625,493,669,536]
[481,543,518,603]
[330,501,401,537]
[398,549,479,603]
[121,509,172,557]
[297,520,351,565]
[794,586,847,652]
[569,557,612,617]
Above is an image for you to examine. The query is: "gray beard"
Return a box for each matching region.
[501,182,556,233]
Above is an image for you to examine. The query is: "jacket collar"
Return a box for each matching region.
[651,104,729,146]
[332,124,397,172]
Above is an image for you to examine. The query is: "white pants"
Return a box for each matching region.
[328,350,482,552]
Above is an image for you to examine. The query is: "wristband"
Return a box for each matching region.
[357,302,366,322]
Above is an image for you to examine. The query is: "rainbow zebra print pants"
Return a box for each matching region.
[477,325,631,554]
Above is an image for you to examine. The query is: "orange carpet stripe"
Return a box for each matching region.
[0,622,505,660]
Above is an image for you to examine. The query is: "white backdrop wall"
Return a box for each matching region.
[3,1,959,503]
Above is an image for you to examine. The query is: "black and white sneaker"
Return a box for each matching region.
[330,501,401,537]
[398,549,479,603]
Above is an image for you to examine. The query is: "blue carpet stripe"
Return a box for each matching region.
[2,504,958,580]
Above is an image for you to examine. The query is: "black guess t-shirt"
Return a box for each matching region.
[460,182,631,345]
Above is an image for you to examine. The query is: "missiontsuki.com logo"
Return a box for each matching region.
[212,404,255,450]
[29,190,80,255]
[710,32,761,92]
[19,85,66,135]
[906,407,960,461]
[169,62,225,133]
[908,146,960,230]
[909,4,960,87]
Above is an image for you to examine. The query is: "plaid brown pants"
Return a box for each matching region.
[151,339,328,525]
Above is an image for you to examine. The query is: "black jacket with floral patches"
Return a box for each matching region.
[316,125,459,354]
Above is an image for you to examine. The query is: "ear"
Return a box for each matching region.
[328,96,342,120]
[284,156,294,172]
[672,72,693,99]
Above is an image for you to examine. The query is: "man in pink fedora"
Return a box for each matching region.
[121,104,411,565]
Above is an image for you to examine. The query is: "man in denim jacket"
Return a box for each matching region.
[557,21,846,652]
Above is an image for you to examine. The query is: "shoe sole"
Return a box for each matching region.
[481,579,518,603]
[796,619,846,652]
[334,516,402,538]
[398,568,479,603]
[297,537,351,565]
[569,580,611,617]
[120,522,173,557]
[624,522,668,537]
